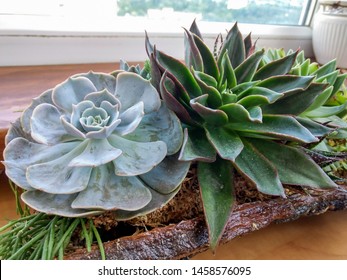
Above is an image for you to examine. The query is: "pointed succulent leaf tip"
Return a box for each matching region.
[189,18,202,39]
[184,28,203,72]
[4,70,185,218]
[217,22,245,68]
[235,48,265,84]
[192,32,220,80]
[253,50,298,80]
[198,158,235,250]
[263,82,329,115]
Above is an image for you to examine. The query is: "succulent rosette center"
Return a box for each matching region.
[3,71,189,218]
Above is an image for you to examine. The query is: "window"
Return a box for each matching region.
[0,0,318,66]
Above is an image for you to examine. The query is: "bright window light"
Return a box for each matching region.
[0,0,318,66]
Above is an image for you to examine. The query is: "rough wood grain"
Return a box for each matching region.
[64,185,347,260]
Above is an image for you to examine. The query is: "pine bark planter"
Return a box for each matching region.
[63,173,347,260]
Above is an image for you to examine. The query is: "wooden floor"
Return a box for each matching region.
[1,63,347,260]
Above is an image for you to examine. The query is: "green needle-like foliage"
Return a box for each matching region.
[146,20,341,249]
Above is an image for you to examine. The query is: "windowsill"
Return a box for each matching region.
[0,14,314,66]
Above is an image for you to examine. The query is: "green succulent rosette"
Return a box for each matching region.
[3,71,189,218]
[146,21,340,249]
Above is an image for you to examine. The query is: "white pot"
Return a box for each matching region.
[312,12,347,68]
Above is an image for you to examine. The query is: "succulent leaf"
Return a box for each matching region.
[263,83,329,115]
[247,139,337,188]
[179,128,217,162]
[253,50,298,80]
[217,22,245,68]
[229,115,318,143]
[205,125,243,161]
[235,49,264,83]
[234,139,285,197]
[198,157,235,250]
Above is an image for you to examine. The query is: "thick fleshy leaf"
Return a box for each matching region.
[21,191,102,217]
[232,81,258,96]
[159,72,194,125]
[237,86,283,107]
[68,138,122,167]
[109,134,167,176]
[125,102,183,155]
[3,138,79,190]
[331,73,347,96]
[115,72,161,114]
[76,71,117,94]
[316,70,339,85]
[61,116,87,139]
[112,186,180,221]
[218,51,237,89]
[198,158,235,250]
[248,139,337,188]
[205,125,243,161]
[30,103,68,145]
[220,103,262,123]
[26,143,92,194]
[70,100,95,131]
[189,18,202,39]
[229,115,318,143]
[5,117,34,145]
[235,49,264,83]
[192,71,222,109]
[193,33,219,79]
[53,76,97,113]
[257,75,314,93]
[304,103,347,118]
[80,106,109,132]
[153,48,202,98]
[312,59,337,79]
[115,102,144,136]
[193,70,218,88]
[302,86,333,113]
[295,117,333,137]
[263,83,328,115]
[217,22,245,68]
[253,50,297,80]
[84,88,120,107]
[234,139,285,196]
[84,118,121,139]
[140,153,190,194]
[244,32,255,57]
[72,165,152,211]
[21,89,54,134]
[179,128,216,162]
[190,95,228,125]
[184,28,203,72]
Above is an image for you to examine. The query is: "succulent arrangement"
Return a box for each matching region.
[1,20,347,259]
[145,20,346,249]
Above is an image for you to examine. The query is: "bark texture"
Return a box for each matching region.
[64,185,347,260]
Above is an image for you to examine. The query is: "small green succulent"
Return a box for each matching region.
[146,21,339,249]
[3,71,189,219]
[261,48,347,148]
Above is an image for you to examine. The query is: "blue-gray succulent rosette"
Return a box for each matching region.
[3,71,189,218]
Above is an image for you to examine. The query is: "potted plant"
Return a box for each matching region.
[1,20,347,260]
[312,0,347,68]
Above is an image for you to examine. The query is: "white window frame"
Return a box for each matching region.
[0,1,318,66]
